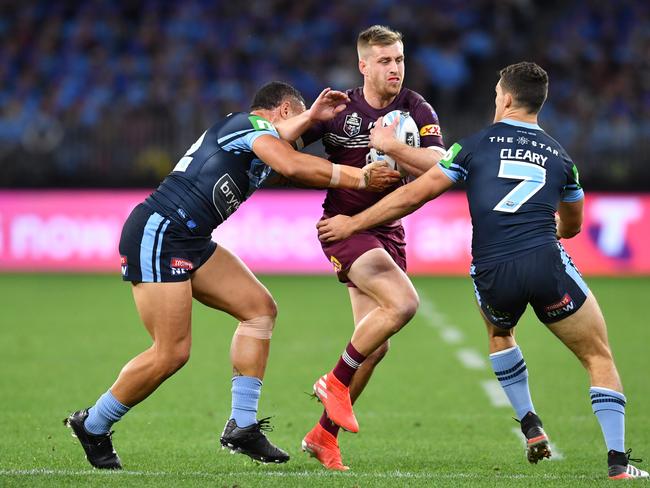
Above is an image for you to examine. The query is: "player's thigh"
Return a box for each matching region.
[348,287,380,327]
[347,248,418,310]
[545,292,611,359]
[190,244,276,321]
[470,261,527,329]
[131,281,193,348]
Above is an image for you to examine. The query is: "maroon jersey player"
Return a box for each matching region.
[297,25,446,470]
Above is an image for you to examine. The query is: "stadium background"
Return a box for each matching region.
[1,1,649,486]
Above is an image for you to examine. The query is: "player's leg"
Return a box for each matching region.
[472,259,550,464]
[348,288,390,403]
[545,293,646,478]
[313,248,417,433]
[305,289,388,470]
[190,244,288,463]
[64,206,195,470]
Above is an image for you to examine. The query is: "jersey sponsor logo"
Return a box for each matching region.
[439,142,462,169]
[170,257,193,275]
[120,255,128,276]
[544,293,575,317]
[343,112,362,137]
[419,124,441,137]
[248,115,275,132]
[330,255,342,272]
[213,174,243,218]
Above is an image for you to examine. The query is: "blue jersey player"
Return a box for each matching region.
[317,63,647,480]
[64,82,400,470]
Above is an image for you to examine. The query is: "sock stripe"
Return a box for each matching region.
[342,351,361,369]
[495,363,527,382]
[592,397,627,407]
[494,358,525,377]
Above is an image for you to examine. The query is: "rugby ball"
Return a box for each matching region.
[369,110,420,176]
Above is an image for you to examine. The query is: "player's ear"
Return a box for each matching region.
[358,58,367,76]
[280,101,291,119]
[504,92,514,109]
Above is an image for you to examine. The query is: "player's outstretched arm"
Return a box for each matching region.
[557,199,583,239]
[274,88,349,142]
[252,135,400,191]
[317,164,455,242]
[370,117,444,177]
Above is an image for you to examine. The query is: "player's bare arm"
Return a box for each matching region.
[252,134,400,191]
[556,199,584,239]
[370,116,444,177]
[317,164,455,242]
[274,88,349,142]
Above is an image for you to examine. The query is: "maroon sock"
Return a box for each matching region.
[319,410,340,437]
[331,342,366,387]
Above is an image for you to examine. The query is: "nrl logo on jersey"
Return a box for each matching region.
[343,112,362,137]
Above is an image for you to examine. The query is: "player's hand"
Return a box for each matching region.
[369,116,399,153]
[362,160,401,192]
[308,88,350,122]
[317,215,354,242]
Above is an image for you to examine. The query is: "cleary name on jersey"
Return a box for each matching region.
[438,118,584,265]
[300,87,445,223]
[145,112,278,236]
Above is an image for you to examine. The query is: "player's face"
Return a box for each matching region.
[360,42,405,99]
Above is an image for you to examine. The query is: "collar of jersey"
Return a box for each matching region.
[499,118,542,130]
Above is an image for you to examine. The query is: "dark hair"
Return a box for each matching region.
[499,62,548,113]
[250,81,305,111]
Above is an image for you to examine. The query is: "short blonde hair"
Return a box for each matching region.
[357,25,403,59]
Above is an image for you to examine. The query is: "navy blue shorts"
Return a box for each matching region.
[119,203,217,283]
[470,242,589,329]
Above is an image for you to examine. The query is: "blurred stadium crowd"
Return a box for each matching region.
[1,0,648,190]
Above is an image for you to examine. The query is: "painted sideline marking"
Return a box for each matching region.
[0,468,581,480]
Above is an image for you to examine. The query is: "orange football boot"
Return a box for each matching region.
[313,373,359,433]
[302,423,349,471]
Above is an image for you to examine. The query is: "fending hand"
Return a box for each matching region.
[309,87,350,122]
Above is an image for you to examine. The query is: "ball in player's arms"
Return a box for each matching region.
[368,110,420,176]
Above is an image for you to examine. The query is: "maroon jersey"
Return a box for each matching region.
[300,87,445,223]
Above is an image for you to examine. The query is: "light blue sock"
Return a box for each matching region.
[490,345,535,420]
[231,376,262,428]
[590,386,626,452]
[85,389,130,435]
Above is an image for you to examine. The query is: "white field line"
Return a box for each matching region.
[418,296,464,343]
[481,379,511,407]
[511,427,565,461]
[0,468,580,480]
[456,348,487,369]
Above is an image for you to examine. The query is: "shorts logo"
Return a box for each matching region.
[330,255,342,272]
[343,112,362,137]
[120,255,128,277]
[171,257,193,275]
[419,124,441,137]
[544,293,574,317]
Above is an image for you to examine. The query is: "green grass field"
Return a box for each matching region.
[1,274,649,487]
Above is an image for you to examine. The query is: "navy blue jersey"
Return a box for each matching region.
[438,119,583,264]
[145,112,279,236]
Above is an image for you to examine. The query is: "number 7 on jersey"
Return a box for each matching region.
[493,160,547,213]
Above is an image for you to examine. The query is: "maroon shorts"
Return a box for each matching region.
[320,224,406,287]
